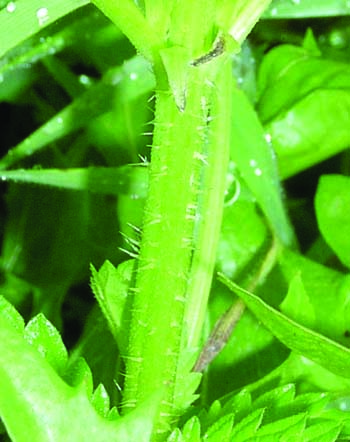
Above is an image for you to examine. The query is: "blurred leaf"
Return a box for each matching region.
[0,0,89,58]
[0,166,149,196]
[264,0,350,19]
[315,174,350,269]
[216,199,268,279]
[230,87,295,246]
[257,44,350,178]
[219,273,350,379]
[0,55,154,170]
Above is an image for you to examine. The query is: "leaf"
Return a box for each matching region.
[180,416,201,442]
[24,313,68,377]
[230,408,265,441]
[0,55,154,170]
[315,174,350,269]
[280,273,316,330]
[278,249,350,347]
[0,294,24,333]
[0,0,89,58]
[0,166,149,196]
[263,0,350,19]
[230,87,295,246]
[257,44,350,178]
[90,259,135,354]
[253,413,307,440]
[303,420,342,442]
[218,273,350,379]
[0,295,159,442]
[216,199,268,279]
[204,413,234,441]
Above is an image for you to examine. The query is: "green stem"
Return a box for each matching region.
[184,59,232,350]
[123,62,220,437]
[91,0,162,63]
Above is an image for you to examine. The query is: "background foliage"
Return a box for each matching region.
[1,0,350,440]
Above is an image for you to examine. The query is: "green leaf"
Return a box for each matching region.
[0,295,159,442]
[204,413,234,441]
[253,413,307,440]
[91,384,110,418]
[230,87,295,246]
[90,259,134,355]
[315,174,350,269]
[257,44,350,178]
[180,416,201,442]
[263,0,350,19]
[218,274,350,379]
[278,249,350,347]
[0,294,24,333]
[24,313,68,377]
[303,420,342,442]
[230,408,265,441]
[216,199,268,279]
[280,273,316,330]
[0,166,149,196]
[0,55,154,170]
[0,0,89,58]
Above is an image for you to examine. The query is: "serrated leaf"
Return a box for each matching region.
[222,388,252,422]
[230,408,265,441]
[253,413,307,440]
[182,415,201,442]
[167,428,183,442]
[253,384,295,422]
[24,313,68,376]
[0,303,160,442]
[90,259,134,354]
[315,174,350,269]
[204,413,234,441]
[0,295,24,333]
[303,420,342,442]
[91,384,110,418]
[64,356,94,396]
[219,274,350,379]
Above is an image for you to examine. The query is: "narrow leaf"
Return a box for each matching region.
[218,274,350,379]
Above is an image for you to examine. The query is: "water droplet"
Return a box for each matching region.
[249,159,257,167]
[290,0,300,4]
[328,30,347,48]
[0,73,4,83]
[79,74,92,86]
[254,168,262,176]
[6,1,16,12]
[56,116,63,125]
[270,7,278,16]
[36,7,49,27]
[129,72,138,81]
[265,133,272,143]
